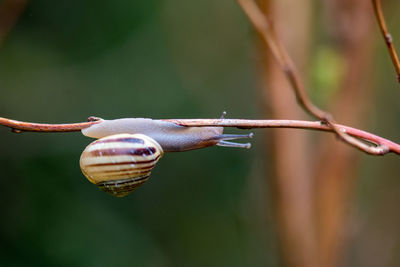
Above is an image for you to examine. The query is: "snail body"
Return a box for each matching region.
[82,118,251,151]
[80,117,253,197]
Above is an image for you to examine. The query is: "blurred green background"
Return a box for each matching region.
[0,1,272,266]
[1,0,400,266]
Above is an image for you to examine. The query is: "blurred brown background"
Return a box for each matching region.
[1,0,400,266]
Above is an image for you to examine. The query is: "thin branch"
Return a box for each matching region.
[372,0,400,82]
[0,116,397,155]
[0,116,101,133]
[165,119,395,155]
[237,0,323,119]
[236,0,386,155]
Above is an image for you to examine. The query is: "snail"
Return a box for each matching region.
[80,117,253,197]
[80,133,163,197]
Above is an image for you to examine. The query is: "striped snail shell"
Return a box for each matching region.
[79,133,163,197]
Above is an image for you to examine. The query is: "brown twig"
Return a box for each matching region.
[236,0,387,155]
[0,116,101,133]
[372,0,400,82]
[165,119,397,155]
[237,0,322,119]
[0,116,397,155]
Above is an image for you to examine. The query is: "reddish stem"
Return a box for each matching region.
[165,119,399,155]
[0,117,100,132]
[237,0,383,155]
[372,0,400,82]
[0,116,398,155]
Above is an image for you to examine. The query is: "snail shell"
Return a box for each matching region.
[79,133,164,197]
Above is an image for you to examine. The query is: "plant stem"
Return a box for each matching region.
[165,118,397,155]
[1,116,396,155]
[0,116,100,132]
[237,0,385,155]
[372,0,400,82]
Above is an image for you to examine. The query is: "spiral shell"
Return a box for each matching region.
[80,133,164,197]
